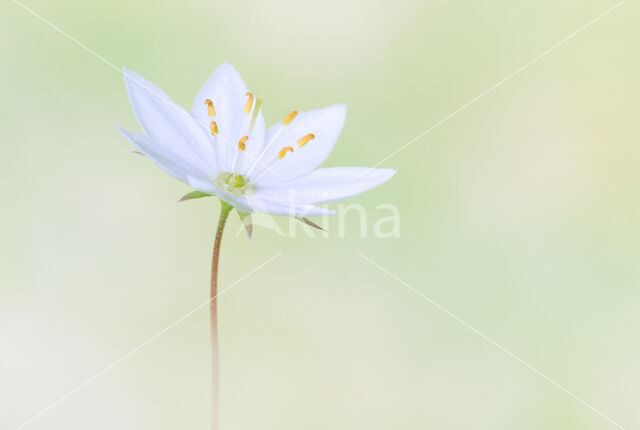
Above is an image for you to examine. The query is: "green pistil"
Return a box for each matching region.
[215,172,253,196]
[233,174,245,188]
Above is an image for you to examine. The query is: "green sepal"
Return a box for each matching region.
[237,210,253,240]
[178,190,212,202]
[295,217,326,231]
[220,200,234,213]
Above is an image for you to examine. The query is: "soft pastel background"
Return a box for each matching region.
[1,0,639,429]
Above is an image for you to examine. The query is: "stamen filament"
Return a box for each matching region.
[250,158,278,184]
[248,96,263,136]
[232,93,256,174]
[246,110,298,176]
[208,120,221,172]
[248,144,294,185]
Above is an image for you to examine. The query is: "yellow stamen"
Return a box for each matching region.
[244,92,254,114]
[238,136,248,152]
[204,99,216,117]
[297,133,315,147]
[209,121,218,136]
[282,110,298,126]
[278,146,294,159]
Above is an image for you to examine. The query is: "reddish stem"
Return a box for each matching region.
[210,202,232,430]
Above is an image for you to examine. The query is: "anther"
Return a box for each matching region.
[238,136,248,152]
[209,121,218,136]
[282,110,298,126]
[278,146,294,159]
[244,92,254,114]
[297,133,315,147]
[204,99,216,117]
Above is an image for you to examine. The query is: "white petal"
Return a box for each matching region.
[186,174,333,216]
[256,167,395,204]
[243,195,334,217]
[187,175,331,216]
[251,105,347,185]
[191,63,265,172]
[123,68,218,176]
[117,126,208,183]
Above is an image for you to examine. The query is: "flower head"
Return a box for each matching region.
[117,63,395,217]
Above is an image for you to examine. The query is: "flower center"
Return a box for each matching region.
[203,97,317,185]
[215,172,253,196]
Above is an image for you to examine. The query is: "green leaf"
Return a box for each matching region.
[295,217,326,232]
[178,191,212,202]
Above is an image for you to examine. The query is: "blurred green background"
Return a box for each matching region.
[2,0,639,429]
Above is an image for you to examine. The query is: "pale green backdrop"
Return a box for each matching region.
[1,0,639,429]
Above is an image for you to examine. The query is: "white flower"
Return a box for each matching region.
[117,63,395,217]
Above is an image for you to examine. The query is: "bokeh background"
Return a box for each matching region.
[2,0,639,429]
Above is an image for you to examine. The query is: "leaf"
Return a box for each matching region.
[295,217,326,232]
[178,191,212,202]
[237,210,253,240]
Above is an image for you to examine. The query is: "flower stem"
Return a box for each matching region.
[210,201,232,430]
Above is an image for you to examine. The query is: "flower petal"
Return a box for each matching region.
[243,195,334,217]
[186,173,332,216]
[123,68,217,176]
[256,167,396,204]
[117,126,209,184]
[191,63,266,172]
[251,105,346,185]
